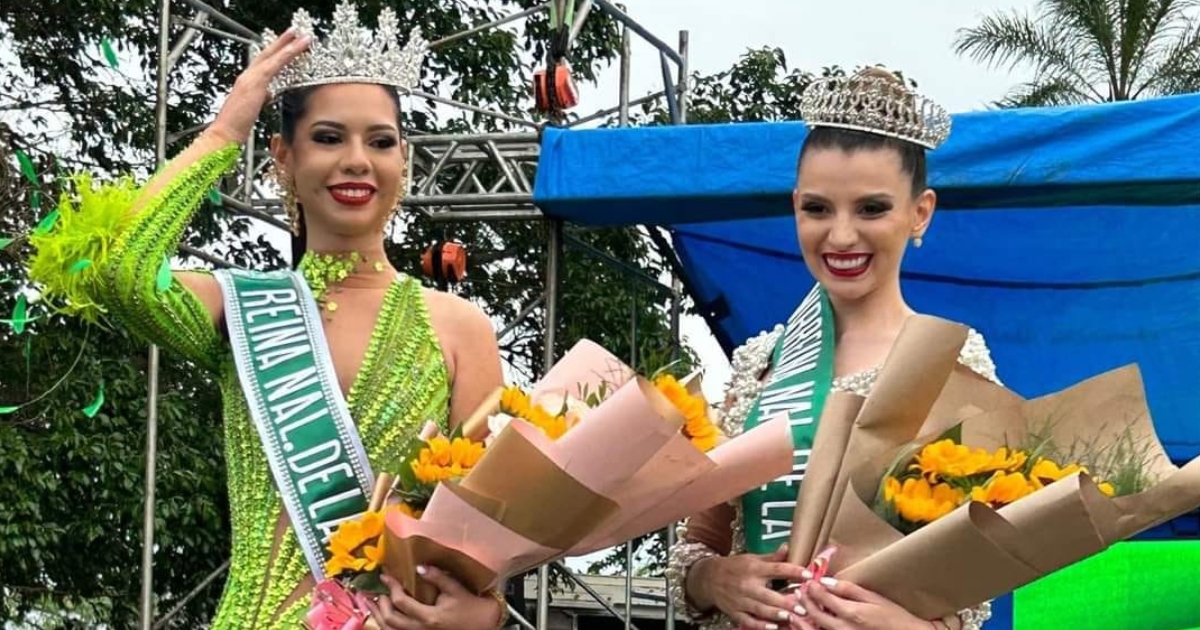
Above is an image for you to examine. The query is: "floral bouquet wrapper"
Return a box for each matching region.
[383,340,794,603]
[784,316,1200,619]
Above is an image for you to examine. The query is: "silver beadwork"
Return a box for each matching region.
[255,1,429,99]
[800,72,951,150]
[957,600,993,630]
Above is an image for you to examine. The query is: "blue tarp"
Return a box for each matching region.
[534,93,1200,465]
[535,93,1200,225]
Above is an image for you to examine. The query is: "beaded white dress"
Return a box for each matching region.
[666,325,1001,630]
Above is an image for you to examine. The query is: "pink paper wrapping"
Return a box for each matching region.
[381,337,802,607]
[573,413,796,554]
[532,339,635,402]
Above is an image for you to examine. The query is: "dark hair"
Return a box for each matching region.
[797,126,928,196]
[278,84,405,267]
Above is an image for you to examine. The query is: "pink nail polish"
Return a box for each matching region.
[416,565,428,576]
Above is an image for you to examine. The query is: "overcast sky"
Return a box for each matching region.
[568,0,1041,400]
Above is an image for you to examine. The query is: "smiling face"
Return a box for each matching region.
[270,83,405,243]
[793,140,935,304]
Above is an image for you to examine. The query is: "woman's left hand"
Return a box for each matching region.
[789,578,931,630]
[367,566,502,630]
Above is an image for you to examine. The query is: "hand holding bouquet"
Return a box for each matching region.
[308,339,799,627]
[784,316,1200,619]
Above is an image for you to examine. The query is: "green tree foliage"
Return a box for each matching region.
[954,0,1200,107]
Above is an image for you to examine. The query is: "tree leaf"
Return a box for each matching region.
[11,294,28,334]
[0,237,14,250]
[69,259,93,274]
[207,188,222,206]
[0,406,20,415]
[101,39,119,68]
[31,190,41,210]
[34,210,60,235]
[156,257,172,292]
[16,150,37,184]
[82,382,106,418]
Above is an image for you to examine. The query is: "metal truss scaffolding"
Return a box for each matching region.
[143,1,690,629]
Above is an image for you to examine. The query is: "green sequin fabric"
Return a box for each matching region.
[44,144,451,628]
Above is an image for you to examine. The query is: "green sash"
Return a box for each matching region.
[214,269,374,580]
[740,285,835,554]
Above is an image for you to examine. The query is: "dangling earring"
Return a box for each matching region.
[392,173,408,222]
[913,235,924,248]
[382,173,407,230]
[269,162,300,236]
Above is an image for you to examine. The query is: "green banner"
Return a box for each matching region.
[215,269,374,579]
[741,285,835,554]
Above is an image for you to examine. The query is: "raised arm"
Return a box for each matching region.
[29,30,310,370]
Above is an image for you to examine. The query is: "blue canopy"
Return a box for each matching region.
[534,93,1200,465]
[535,92,1200,629]
[535,93,1200,225]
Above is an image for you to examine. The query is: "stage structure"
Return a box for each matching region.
[143,1,691,629]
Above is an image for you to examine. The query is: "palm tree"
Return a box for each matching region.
[954,0,1200,106]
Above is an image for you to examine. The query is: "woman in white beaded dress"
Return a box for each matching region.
[666,68,998,630]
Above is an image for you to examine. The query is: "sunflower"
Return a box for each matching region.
[1029,458,1115,497]
[324,510,386,577]
[887,477,964,524]
[411,436,486,484]
[971,471,1037,508]
[499,386,569,439]
[654,375,721,452]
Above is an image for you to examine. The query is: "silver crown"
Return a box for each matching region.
[256,1,429,99]
[799,72,951,149]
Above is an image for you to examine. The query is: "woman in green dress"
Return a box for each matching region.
[31,6,507,629]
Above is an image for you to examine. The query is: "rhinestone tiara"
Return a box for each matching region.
[799,70,951,150]
[255,1,429,100]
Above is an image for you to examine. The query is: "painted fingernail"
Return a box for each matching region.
[794,604,807,616]
[800,569,814,580]
[777,610,790,621]
[819,577,838,588]
[765,624,779,630]
[416,565,428,576]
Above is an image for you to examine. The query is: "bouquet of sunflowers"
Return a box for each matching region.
[877,436,1117,536]
[306,429,488,630]
[780,316,1200,621]
[308,339,797,628]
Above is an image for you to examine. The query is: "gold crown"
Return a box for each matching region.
[255,1,428,99]
[800,70,951,149]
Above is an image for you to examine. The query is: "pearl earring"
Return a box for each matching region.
[913,235,924,248]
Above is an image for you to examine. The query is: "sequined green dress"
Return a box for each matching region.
[33,142,451,628]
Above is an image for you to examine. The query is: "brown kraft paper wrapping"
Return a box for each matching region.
[383,533,497,606]
[457,418,621,549]
[785,391,862,567]
[807,322,1200,619]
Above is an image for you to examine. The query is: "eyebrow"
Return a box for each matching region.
[798,192,832,204]
[309,120,399,133]
[799,192,895,203]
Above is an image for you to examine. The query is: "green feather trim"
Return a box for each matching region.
[27,174,140,324]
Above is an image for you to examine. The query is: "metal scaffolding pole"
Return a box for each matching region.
[141,2,172,627]
[536,220,563,630]
[664,30,690,630]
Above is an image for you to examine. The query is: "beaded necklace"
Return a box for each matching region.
[297,251,389,317]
